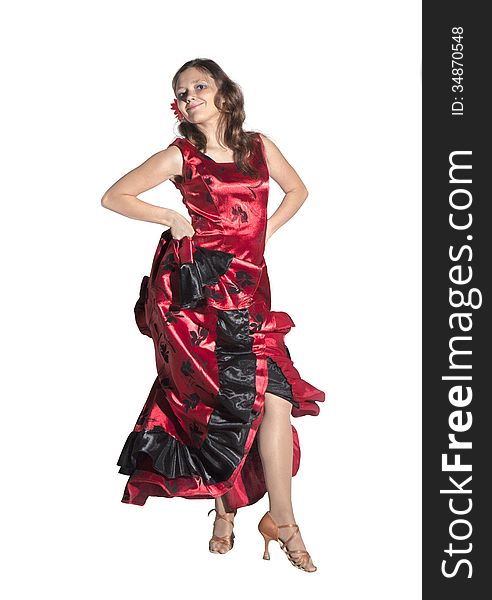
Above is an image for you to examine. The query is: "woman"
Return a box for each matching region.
[101,58,325,573]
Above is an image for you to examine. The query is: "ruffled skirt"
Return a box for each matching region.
[117,230,325,509]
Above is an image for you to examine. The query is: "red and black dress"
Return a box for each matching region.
[117,133,325,511]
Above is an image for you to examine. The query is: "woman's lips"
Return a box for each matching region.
[188,103,203,112]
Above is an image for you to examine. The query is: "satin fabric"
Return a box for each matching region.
[117,133,325,509]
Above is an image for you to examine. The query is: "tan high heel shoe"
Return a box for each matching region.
[208,507,237,554]
[258,511,317,572]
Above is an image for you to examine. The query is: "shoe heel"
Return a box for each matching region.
[260,531,273,560]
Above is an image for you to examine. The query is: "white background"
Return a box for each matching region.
[2,1,421,598]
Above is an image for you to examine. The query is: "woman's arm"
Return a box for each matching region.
[101,146,194,237]
[259,133,309,241]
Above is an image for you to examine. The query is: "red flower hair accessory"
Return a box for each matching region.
[170,99,184,121]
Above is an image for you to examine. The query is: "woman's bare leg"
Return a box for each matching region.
[256,391,316,570]
[209,492,236,553]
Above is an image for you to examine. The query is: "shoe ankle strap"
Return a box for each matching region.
[208,508,236,522]
[277,523,300,547]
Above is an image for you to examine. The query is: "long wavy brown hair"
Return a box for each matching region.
[171,58,260,177]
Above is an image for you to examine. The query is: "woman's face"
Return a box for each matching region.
[175,67,221,124]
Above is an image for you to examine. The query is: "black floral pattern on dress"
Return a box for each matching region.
[135,400,151,428]
[181,359,194,377]
[190,325,209,346]
[164,336,176,354]
[189,422,204,447]
[164,310,185,325]
[204,287,225,301]
[235,270,255,289]
[193,352,211,374]
[158,376,172,390]
[156,330,176,359]
[160,254,178,272]
[246,181,262,200]
[160,343,170,362]
[191,213,207,231]
[249,312,265,333]
[225,282,241,295]
[180,355,209,392]
[231,205,248,223]
[183,392,201,413]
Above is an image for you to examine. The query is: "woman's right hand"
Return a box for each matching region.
[169,211,195,240]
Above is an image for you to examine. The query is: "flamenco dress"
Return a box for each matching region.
[116,133,325,511]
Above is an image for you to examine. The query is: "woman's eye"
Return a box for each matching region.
[177,84,206,99]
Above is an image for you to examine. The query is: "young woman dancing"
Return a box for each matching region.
[102,58,325,572]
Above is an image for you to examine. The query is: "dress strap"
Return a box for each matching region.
[255,132,268,169]
[167,136,193,160]
[166,137,193,185]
